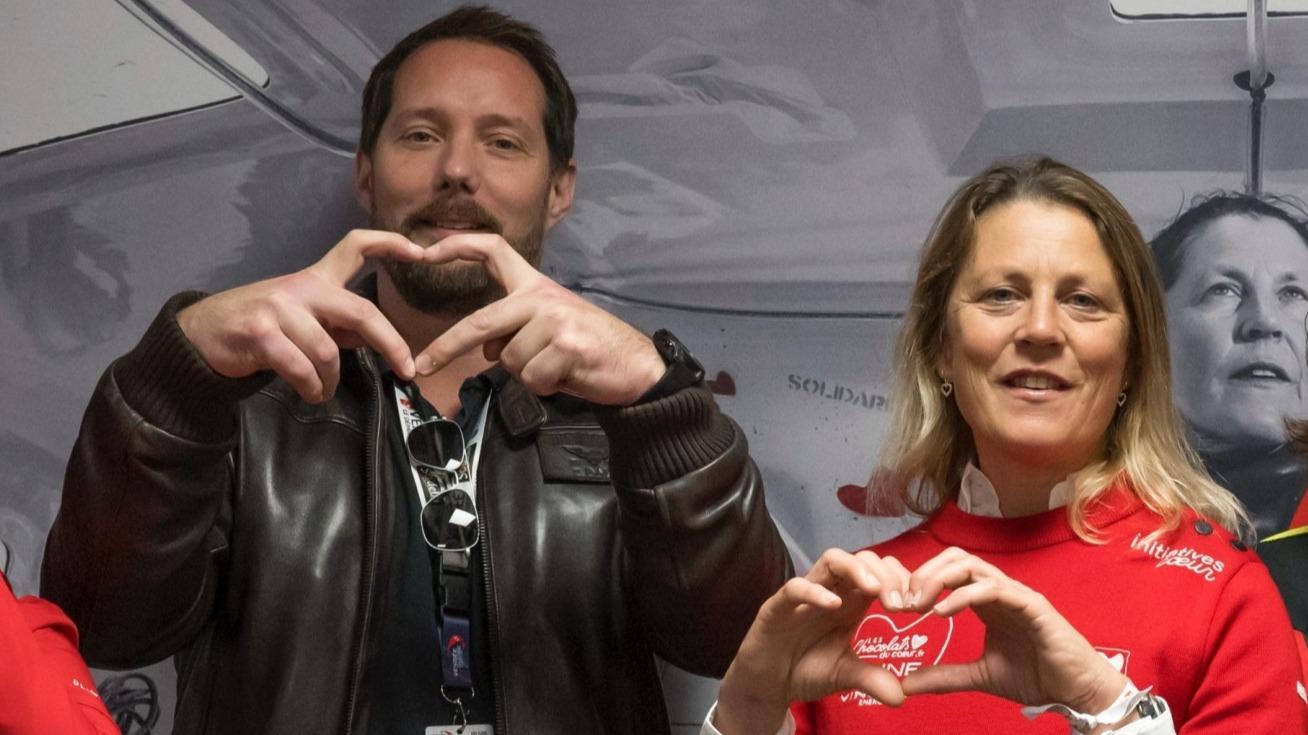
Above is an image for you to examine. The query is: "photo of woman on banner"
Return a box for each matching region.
[701,158,1307,735]
[1151,192,1308,539]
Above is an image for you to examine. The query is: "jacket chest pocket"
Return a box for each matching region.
[536,428,611,484]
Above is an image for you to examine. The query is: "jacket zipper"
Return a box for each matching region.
[481,402,509,735]
[343,351,382,733]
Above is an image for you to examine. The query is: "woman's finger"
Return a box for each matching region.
[902,660,985,697]
[871,553,914,610]
[835,652,908,707]
[910,551,1011,610]
[930,576,1049,631]
[905,546,972,607]
[777,575,843,611]
[807,549,884,600]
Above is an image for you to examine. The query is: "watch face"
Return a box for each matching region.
[653,329,704,376]
[639,330,706,401]
[661,334,682,362]
[653,329,681,363]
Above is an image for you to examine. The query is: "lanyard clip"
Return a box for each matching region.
[440,685,473,732]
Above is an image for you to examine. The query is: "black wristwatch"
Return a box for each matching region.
[636,329,706,403]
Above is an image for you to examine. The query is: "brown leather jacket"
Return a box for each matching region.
[42,291,791,734]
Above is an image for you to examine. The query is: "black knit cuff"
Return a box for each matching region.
[114,291,274,443]
[595,384,736,489]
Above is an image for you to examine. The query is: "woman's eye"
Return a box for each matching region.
[1067,292,1101,310]
[1280,285,1308,303]
[1204,282,1240,299]
[983,288,1018,304]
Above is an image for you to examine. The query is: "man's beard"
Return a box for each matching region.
[378,196,546,316]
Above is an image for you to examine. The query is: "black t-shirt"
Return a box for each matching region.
[362,374,497,732]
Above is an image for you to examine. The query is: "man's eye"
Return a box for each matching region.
[404,131,435,143]
[490,138,520,151]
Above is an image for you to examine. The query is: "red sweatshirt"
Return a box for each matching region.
[0,574,117,735]
[795,489,1308,734]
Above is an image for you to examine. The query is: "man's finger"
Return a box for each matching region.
[279,308,343,401]
[416,296,535,375]
[516,345,570,396]
[495,318,554,377]
[482,336,510,363]
[424,233,540,293]
[311,229,426,285]
[258,330,326,404]
[309,289,416,379]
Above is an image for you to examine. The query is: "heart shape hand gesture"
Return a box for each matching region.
[713,547,1128,735]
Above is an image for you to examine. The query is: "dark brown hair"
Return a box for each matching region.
[358,5,577,172]
[1151,191,1308,289]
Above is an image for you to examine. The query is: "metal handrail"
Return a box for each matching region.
[1241,0,1272,195]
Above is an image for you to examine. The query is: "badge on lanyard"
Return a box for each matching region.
[426,726,494,735]
[439,614,473,689]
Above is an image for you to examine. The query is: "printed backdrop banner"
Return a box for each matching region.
[595,296,918,563]
[592,297,915,725]
[1,1,1307,732]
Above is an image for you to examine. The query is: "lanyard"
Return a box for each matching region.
[391,381,492,713]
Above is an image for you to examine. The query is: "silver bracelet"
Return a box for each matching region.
[1021,681,1167,734]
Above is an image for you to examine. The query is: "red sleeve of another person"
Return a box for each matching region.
[0,574,118,735]
[1296,631,1308,699]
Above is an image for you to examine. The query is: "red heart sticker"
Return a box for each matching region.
[850,610,955,680]
[707,371,736,396]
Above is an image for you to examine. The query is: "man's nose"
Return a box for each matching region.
[436,133,479,194]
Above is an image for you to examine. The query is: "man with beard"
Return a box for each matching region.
[41,7,790,735]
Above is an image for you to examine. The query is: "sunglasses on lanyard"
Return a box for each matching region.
[402,389,480,553]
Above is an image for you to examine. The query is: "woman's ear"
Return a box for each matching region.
[935,342,952,384]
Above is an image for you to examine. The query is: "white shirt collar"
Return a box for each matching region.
[957,462,1074,518]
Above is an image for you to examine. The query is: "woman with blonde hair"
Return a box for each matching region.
[704,157,1306,734]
